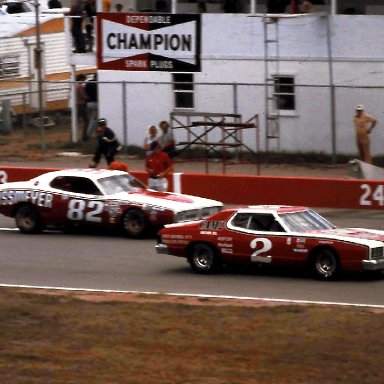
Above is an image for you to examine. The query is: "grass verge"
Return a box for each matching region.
[0,288,383,384]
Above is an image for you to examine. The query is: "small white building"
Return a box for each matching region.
[97,13,384,157]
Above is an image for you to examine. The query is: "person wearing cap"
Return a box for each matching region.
[89,118,120,168]
[354,104,377,164]
[145,140,174,192]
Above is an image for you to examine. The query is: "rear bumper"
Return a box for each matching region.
[156,243,169,255]
[362,258,384,271]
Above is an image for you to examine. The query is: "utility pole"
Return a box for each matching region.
[34,0,46,151]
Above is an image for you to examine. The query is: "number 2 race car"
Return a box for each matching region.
[0,169,223,238]
[156,205,384,280]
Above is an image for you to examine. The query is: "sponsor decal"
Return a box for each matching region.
[293,248,308,253]
[218,236,232,241]
[0,190,53,208]
[286,237,292,245]
[105,200,122,223]
[98,13,201,72]
[200,230,218,236]
[200,220,225,230]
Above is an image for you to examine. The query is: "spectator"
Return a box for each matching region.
[66,0,86,53]
[48,0,62,9]
[145,141,174,192]
[90,118,121,167]
[84,0,96,52]
[85,73,98,138]
[354,105,377,164]
[158,120,176,158]
[302,0,313,13]
[115,3,123,12]
[75,74,89,141]
[143,125,159,156]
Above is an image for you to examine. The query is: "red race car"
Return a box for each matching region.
[156,205,384,280]
[0,169,223,238]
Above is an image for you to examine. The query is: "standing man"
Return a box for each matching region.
[89,118,120,167]
[66,0,86,53]
[145,141,174,192]
[354,104,377,164]
[158,120,176,158]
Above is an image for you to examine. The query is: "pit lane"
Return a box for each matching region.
[0,208,384,307]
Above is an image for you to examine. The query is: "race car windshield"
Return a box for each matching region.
[98,174,145,195]
[279,210,335,232]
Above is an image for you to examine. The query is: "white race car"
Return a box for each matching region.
[0,169,223,238]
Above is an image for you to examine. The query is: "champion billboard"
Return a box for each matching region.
[97,13,201,72]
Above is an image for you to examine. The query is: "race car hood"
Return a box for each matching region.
[109,190,223,212]
[312,227,384,247]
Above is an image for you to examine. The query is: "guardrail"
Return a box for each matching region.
[0,166,383,210]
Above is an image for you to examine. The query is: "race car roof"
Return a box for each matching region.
[246,205,309,213]
[32,169,128,183]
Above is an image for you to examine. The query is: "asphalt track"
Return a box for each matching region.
[1,208,384,307]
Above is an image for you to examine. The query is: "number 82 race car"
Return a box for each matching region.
[156,205,384,280]
[0,169,223,238]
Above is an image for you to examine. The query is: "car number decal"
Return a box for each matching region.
[0,170,8,184]
[67,199,104,223]
[250,238,272,263]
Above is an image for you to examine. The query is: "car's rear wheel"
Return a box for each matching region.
[121,209,148,238]
[311,248,340,280]
[15,204,43,234]
[188,243,222,274]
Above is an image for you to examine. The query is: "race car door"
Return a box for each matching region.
[48,175,105,226]
[228,212,288,266]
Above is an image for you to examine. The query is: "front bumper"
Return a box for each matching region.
[156,243,169,255]
[362,258,384,271]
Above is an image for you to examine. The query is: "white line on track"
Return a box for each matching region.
[1,283,384,309]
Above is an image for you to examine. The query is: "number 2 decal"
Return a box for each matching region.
[67,200,104,222]
[250,238,272,263]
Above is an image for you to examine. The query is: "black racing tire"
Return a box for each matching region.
[188,243,222,274]
[15,204,43,234]
[121,209,148,238]
[311,248,340,280]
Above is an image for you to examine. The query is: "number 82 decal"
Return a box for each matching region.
[67,200,104,222]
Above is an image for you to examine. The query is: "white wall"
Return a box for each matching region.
[98,14,384,156]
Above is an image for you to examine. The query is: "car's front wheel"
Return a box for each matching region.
[15,204,43,234]
[188,243,222,274]
[311,248,340,280]
[121,209,148,238]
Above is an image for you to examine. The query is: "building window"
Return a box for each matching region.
[274,75,295,111]
[173,73,194,109]
[0,55,20,79]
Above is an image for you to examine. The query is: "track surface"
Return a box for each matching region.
[1,208,384,306]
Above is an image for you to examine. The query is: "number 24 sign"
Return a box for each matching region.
[360,184,384,207]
